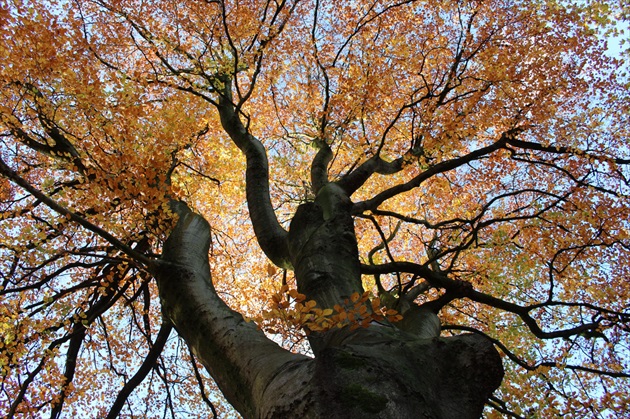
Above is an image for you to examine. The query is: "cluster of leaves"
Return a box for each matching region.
[252,286,402,336]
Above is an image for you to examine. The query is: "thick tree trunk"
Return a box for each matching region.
[156,201,503,418]
[311,327,503,419]
[288,183,365,355]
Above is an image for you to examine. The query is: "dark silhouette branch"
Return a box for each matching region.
[507,137,630,165]
[353,128,522,213]
[188,346,219,419]
[106,321,174,419]
[361,260,611,340]
[444,324,630,379]
[486,395,527,419]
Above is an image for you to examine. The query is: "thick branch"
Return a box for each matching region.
[310,142,333,195]
[217,88,291,268]
[337,155,406,196]
[155,201,304,418]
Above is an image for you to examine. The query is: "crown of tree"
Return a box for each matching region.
[1,1,629,418]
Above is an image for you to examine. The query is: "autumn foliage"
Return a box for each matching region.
[1,0,630,417]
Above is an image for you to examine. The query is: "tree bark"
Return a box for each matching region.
[156,200,504,418]
[155,201,307,418]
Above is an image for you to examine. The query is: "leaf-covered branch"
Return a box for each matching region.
[0,155,153,266]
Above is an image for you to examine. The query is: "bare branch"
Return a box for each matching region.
[106,321,174,419]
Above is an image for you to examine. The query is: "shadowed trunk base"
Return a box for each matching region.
[259,326,503,419]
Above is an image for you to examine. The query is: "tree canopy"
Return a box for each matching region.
[1,0,629,417]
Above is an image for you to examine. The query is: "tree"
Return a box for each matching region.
[1,0,629,417]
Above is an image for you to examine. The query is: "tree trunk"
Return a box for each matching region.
[156,200,503,418]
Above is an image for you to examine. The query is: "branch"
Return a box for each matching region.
[361,261,609,340]
[49,326,85,419]
[7,334,73,417]
[362,214,402,292]
[444,324,630,379]
[156,201,305,418]
[188,346,219,419]
[106,321,174,419]
[217,84,291,268]
[0,156,153,266]
[507,138,630,165]
[310,141,333,195]
[486,395,527,419]
[337,155,406,196]
[352,129,521,213]
[2,114,86,174]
